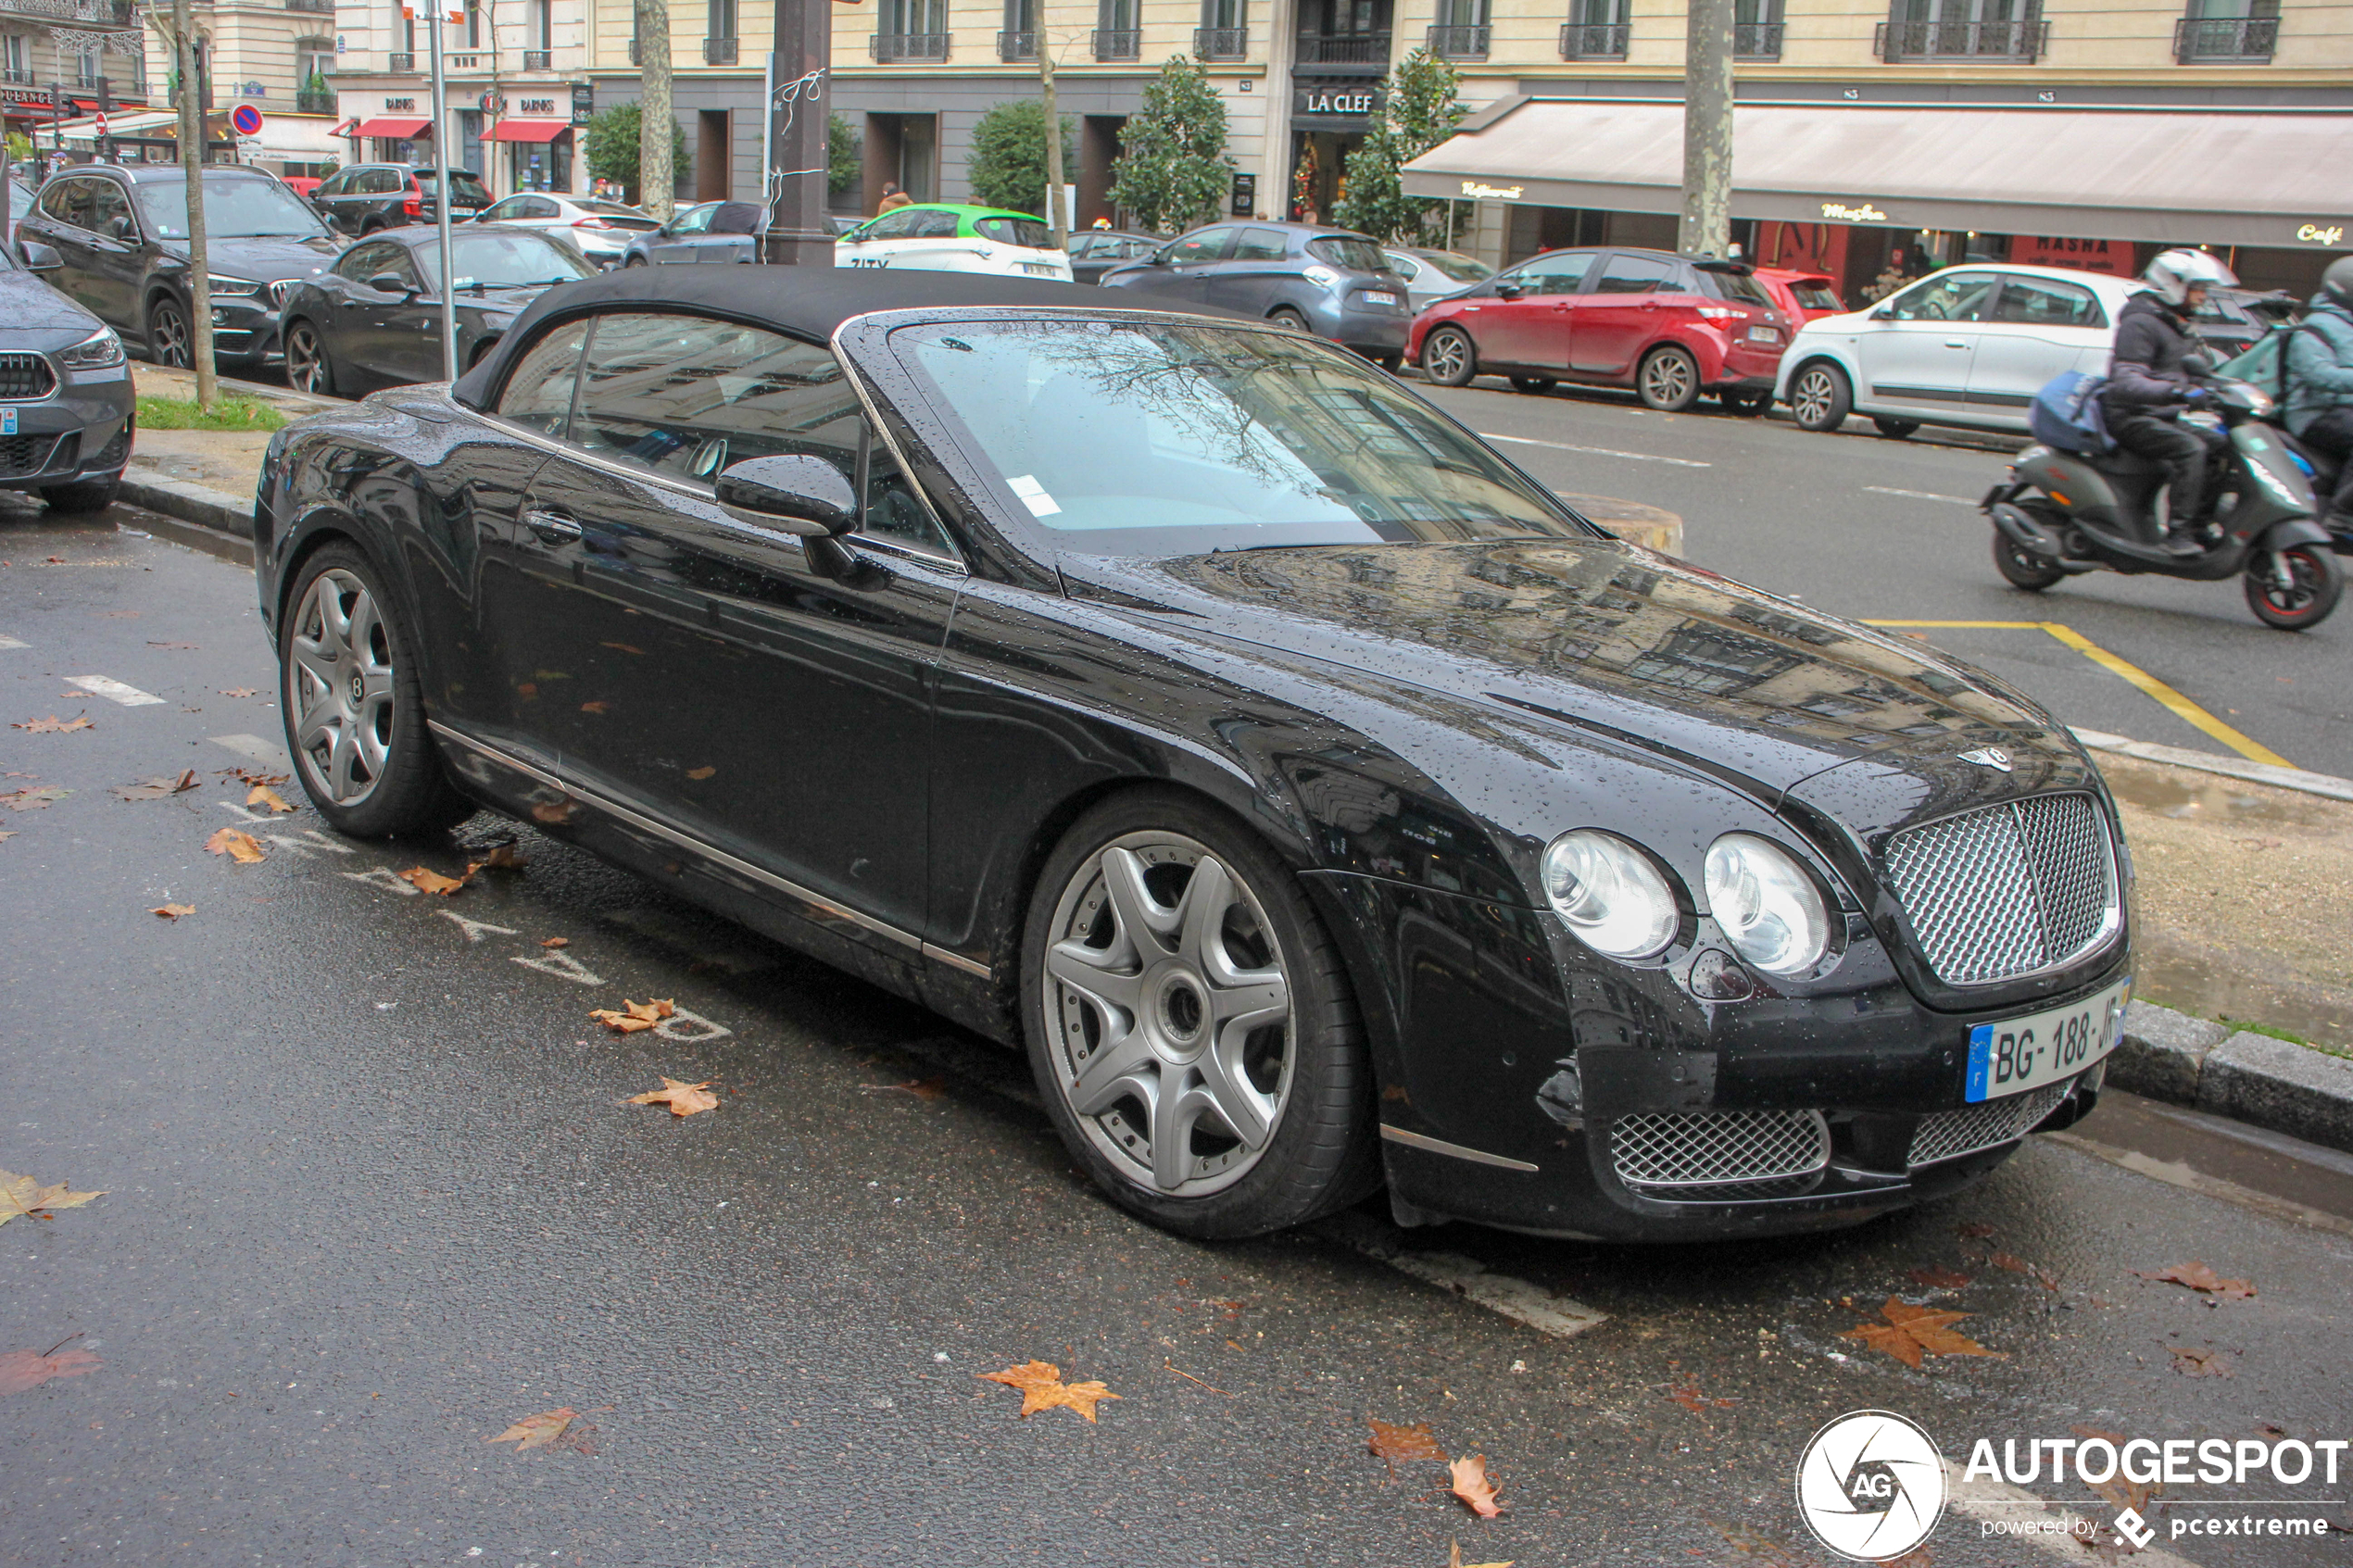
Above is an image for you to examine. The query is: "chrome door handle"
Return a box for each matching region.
[522,508,581,545]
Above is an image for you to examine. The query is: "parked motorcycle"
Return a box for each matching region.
[1983,376,2344,631]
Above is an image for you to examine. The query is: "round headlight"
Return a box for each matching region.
[1704,834,1831,978]
[1541,830,1680,960]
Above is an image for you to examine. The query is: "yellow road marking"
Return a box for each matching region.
[1867,620,2295,770]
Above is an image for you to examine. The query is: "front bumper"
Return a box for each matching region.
[208,295,284,364]
[1307,869,2126,1242]
[0,363,136,493]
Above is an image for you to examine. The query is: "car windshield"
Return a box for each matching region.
[893,319,1591,558]
[421,230,598,289]
[976,215,1053,249]
[137,177,328,240]
[1420,251,1492,283]
[1305,236,1391,273]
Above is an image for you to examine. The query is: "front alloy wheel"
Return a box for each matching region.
[285,321,333,395]
[1789,362,1853,433]
[1422,326,1476,387]
[149,297,192,368]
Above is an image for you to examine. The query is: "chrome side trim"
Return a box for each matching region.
[428,721,963,967]
[1379,1124,1541,1173]
[922,942,993,979]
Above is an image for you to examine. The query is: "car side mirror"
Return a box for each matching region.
[367,271,414,296]
[1494,282,1524,301]
[714,454,858,538]
[106,215,135,241]
[1869,306,1894,321]
[16,240,62,272]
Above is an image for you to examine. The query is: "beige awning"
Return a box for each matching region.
[1402,99,2352,251]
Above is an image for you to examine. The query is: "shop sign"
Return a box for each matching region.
[571,84,594,125]
[1819,201,1888,223]
[2296,222,2346,247]
[1294,86,1383,119]
[517,97,556,116]
[385,96,417,112]
[1459,180,1522,201]
[2014,235,2131,276]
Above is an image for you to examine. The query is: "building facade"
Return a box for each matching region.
[3,0,149,148]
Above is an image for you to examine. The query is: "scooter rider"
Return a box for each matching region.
[2100,249,2240,554]
[2283,256,2353,539]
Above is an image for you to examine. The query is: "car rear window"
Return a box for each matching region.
[976,215,1053,249]
[1788,280,1843,311]
[1699,268,1771,306]
[415,169,493,205]
[1422,252,1493,283]
[1306,236,1390,273]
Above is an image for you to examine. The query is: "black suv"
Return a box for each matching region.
[20,164,346,370]
[311,165,494,237]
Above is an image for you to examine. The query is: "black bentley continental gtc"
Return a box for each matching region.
[254,269,2133,1243]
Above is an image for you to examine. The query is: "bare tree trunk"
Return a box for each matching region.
[1038,35,1064,248]
[635,0,673,219]
[1678,0,1734,260]
[171,0,216,408]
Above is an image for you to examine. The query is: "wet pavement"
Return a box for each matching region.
[5,505,2352,1568]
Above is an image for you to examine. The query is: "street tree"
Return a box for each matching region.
[1331,49,1467,247]
[1108,56,1231,234]
[583,103,690,207]
[828,112,861,201]
[965,99,1075,219]
[634,0,674,219]
[160,0,216,406]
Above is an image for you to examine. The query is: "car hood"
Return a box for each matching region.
[0,270,102,336]
[1065,538,2086,818]
[172,233,346,282]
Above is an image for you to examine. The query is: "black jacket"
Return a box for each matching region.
[2103,292,2202,412]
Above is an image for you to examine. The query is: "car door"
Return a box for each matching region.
[337,240,432,383]
[1852,270,1999,418]
[1472,251,1596,370]
[1568,251,1681,376]
[887,208,971,272]
[835,207,917,268]
[28,178,106,321]
[75,178,147,331]
[506,309,960,943]
[1966,272,2109,418]
[1202,226,1295,317]
[1124,226,1236,307]
[313,169,357,234]
[648,203,717,263]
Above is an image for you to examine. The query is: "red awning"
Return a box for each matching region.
[349,117,431,139]
[488,119,570,143]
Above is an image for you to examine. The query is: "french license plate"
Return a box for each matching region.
[1965,976,2130,1103]
[1745,325,1779,342]
[0,408,13,435]
[1020,263,1060,276]
[1363,290,1401,307]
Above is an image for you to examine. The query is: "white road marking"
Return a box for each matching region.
[510,947,605,985]
[1944,1461,2205,1566]
[1864,484,1977,505]
[0,633,27,649]
[1480,433,1711,468]
[210,733,294,768]
[1316,1211,1607,1339]
[437,911,520,944]
[654,1009,732,1043]
[342,866,423,897]
[66,673,165,706]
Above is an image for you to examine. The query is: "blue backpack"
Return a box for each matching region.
[2028,370,2114,454]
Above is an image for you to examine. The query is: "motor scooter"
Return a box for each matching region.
[1982,377,2343,631]
[2270,427,2353,557]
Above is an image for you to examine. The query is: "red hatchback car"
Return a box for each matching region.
[1410,246,1791,412]
[1754,266,1846,325]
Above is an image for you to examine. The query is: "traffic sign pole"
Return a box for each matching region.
[425,4,458,381]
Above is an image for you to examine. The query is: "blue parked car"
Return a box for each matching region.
[618,201,768,266]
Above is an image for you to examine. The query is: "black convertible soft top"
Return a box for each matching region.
[450,264,1136,411]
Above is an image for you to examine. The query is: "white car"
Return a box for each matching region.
[472,193,661,267]
[833,203,1073,282]
[1381,246,1494,315]
[1776,263,2142,438]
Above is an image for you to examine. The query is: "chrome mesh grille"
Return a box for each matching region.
[1611,1110,1831,1188]
[1907,1080,2073,1168]
[1881,794,2117,985]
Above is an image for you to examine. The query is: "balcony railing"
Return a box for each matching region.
[1295,29,1390,65]
[285,0,333,11]
[522,47,551,69]
[1192,24,1248,57]
[0,68,31,85]
[296,87,335,112]
[387,50,415,69]
[2173,13,2275,59]
[871,31,950,58]
[1090,25,1139,57]
[997,26,1035,59]
[1874,17,2048,59]
[0,0,133,22]
[1733,19,1782,56]
[1558,20,1629,56]
[1425,22,1490,56]
[702,34,736,63]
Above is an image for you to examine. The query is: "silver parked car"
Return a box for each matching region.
[472,192,660,267]
[1100,220,1412,368]
[1382,246,1494,315]
[0,238,136,512]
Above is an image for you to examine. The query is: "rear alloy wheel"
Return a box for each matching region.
[1788,361,1853,433]
[148,297,192,369]
[1268,307,1313,333]
[284,320,334,396]
[1422,326,1477,387]
[2244,544,2343,631]
[1872,417,1921,438]
[1509,375,1556,395]
[1023,791,1378,1238]
[1636,345,1700,412]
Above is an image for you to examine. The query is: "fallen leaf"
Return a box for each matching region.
[1369,1417,1448,1477]
[2072,1424,2129,1444]
[1906,1266,1971,1289]
[146,640,199,649]
[1838,1297,2006,1369]
[861,1077,946,1102]
[1988,1252,2060,1291]
[530,799,574,823]
[151,904,195,921]
[12,714,93,733]
[599,642,645,655]
[0,831,15,843]
[1448,1454,1503,1518]
[111,771,202,801]
[579,700,610,714]
[205,828,265,863]
[1881,1549,1932,1568]
[686,766,716,781]
[1669,1382,1735,1413]
[0,1342,103,1397]
[0,1169,107,1228]
[396,865,469,897]
[246,784,296,814]
[515,682,537,699]
[1446,1543,1515,1568]
[540,935,569,948]
[591,998,676,1034]
[2133,1261,2254,1298]
[1,786,70,811]
[218,767,288,786]
[2169,1346,2235,1378]
[220,687,257,698]
[625,1077,717,1117]
[477,843,527,870]
[484,1407,576,1450]
[1956,1222,1995,1238]
[976,1361,1121,1422]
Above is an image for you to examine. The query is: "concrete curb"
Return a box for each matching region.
[120,465,252,539]
[2073,726,2353,805]
[2108,998,2353,1156]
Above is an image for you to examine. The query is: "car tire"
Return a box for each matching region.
[1020,788,1380,1240]
[41,478,119,514]
[1422,326,1478,388]
[359,218,385,236]
[623,255,648,268]
[278,543,475,838]
[2244,543,2343,631]
[147,295,193,369]
[1636,345,1701,412]
[1509,375,1556,395]
[1267,307,1312,333]
[1788,360,1853,433]
[284,320,334,396]
[1992,531,2065,592]
[1872,417,1921,438]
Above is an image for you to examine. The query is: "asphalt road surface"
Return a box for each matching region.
[5,501,2352,1568]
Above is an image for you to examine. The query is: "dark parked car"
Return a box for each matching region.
[278,225,598,395]
[19,164,345,371]
[0,237,136,512]
[310,164,495,237]
[618,201,769,266]
[1066,227,1160,286]
[1411,247,1792,412]
[255,268,2132,1244]
[1100,220,1412,367]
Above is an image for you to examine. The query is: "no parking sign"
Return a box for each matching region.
[230,104,264,137]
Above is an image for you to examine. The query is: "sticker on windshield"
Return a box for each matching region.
[1006,473,1063,518]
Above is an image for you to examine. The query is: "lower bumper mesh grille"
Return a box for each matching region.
[1611,1110,1831,1189]
[0,435,58,477]
[1908,1080,2073,1168]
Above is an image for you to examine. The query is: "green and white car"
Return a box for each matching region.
[834,203,1074,282]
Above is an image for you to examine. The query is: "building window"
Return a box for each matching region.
[707,0,737,58]
[75,44,102,89]
[2175,0,2276,59]
[1298,0,1390,66]
[1733,0,1782,57]
[1428,0,1489,59]
[1559,0,1629,59]
[1195,0,1247,59]
[0,33,27,86]
[1876,0,2047,61]
[297,38,334,110]
[875,0,950,59]
[1093,0,1139,58]
[465,1,482,48]
[1000,0,1036,60]
[530,0,551,49]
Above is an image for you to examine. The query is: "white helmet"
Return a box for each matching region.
[2141,248,2238,307]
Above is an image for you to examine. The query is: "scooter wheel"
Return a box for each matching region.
[1993,531,2065,592]
[2244,544,2343,631]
